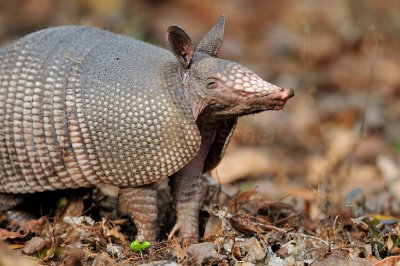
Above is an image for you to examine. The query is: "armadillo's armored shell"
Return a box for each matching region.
[0,26,201,194]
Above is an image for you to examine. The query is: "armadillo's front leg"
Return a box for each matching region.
[169,124,217,242]
[169,170,203,242]
[118,186,158,243]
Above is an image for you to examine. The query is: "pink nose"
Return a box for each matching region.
[280,88,294,100]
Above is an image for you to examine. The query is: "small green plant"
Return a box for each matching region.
[56,197,68,208]
[130,240,151,252]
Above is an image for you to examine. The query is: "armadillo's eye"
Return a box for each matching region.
[207,79,218,89]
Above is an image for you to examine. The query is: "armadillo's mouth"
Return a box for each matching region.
[269,87,294,110]
[271,100,289,110]
[248,87,294,113]
[210,86,294,118]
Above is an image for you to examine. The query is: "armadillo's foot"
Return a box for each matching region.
[169,174,203,243]
[168,207,199,244]
[118,186,159,244]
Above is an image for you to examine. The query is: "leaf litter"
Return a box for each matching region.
[1,0,400,265]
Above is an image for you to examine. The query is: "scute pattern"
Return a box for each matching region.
[216,61,283,93]
[81,80,200,187]
[0,25,201,193]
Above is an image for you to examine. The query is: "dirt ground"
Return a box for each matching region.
[1,0,400,265]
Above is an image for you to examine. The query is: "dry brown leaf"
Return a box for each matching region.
[101,218,126,244]
[227,189,257,213]
[64,197,85,218]
[230,212,286,234]
[313,251,371,266]
[203,214,222,239]
[7,243,25,250]
[63,247,86,266]
[0,228,29,241]
[373,256,400,266]
[92,252,114,266]
[225,190,289,234]
[240,237,265,263]
[186,242,227,265]
[61,227,83,244]
[103,228,126,244]
[19,218,45,235]
[231,240,242,262]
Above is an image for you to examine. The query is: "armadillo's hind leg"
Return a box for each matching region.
[5,210,35,224]
[0,193,23,211]
[118,186,159,244]
[0,193,34,224]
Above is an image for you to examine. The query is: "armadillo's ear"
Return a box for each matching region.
[196,16,225,57]
[166,26,194,68]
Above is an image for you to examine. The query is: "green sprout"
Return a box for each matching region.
[56,197,68,208]
[130,240,151,252]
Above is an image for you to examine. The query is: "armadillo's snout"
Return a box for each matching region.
[268,87,294,111]
[280,87,294,101]
[216,62,294,111]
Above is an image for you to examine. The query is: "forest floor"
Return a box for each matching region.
[1,0,400,265]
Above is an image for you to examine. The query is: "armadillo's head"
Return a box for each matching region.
[166,16,294,120]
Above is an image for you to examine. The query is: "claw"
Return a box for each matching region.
[168,223,180,240]
[168,218,199,245]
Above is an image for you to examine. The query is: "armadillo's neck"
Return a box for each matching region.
[161,63,187,114]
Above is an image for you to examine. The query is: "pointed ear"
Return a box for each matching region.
[196,16,225,57]
[166,26,194,68]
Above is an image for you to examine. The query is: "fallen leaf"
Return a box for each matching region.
[241,237,265,263]
[92,252,114,266]
[230,212,286,235]
[374,256,400,266]
[228,189,257,214]
[63,247,86,266]
[19,218,45,235]
[313,251,371,266]
[7,243,25,250]
[203,214,222,239]
[0,228,29,241]
[187,242,227,265]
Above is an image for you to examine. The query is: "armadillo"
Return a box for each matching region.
[0,16,293,243]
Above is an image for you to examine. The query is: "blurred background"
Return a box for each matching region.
[1,0,400,220]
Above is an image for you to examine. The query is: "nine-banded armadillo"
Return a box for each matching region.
[0,16,293,243]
